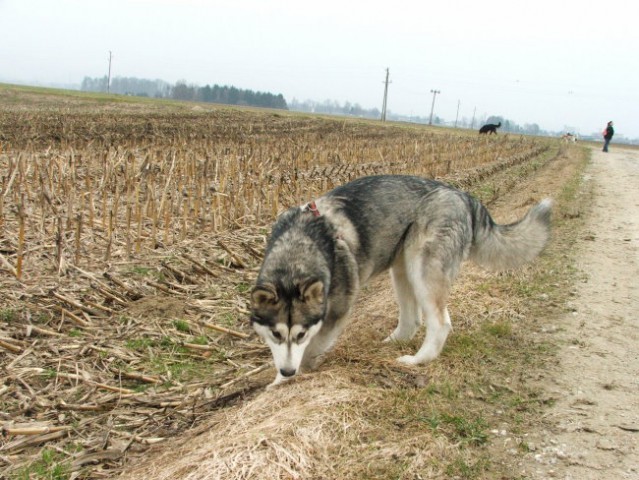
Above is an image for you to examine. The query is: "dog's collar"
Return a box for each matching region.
[304,201,321,217]
[304,200,345,241]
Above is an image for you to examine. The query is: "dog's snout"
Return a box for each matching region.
[279,368,297,377]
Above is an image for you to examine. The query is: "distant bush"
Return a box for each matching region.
[81,75,288,110]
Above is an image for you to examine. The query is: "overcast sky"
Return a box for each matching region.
[1,0,637,137]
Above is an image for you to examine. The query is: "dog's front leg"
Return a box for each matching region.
[300,328,335,371]
[300,313,350,371]
[384,263,422,342]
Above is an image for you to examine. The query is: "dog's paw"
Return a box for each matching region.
[265,381,281,391]
[396,355,421,366]
[266,374,289,390]
[301,354,323,371]
[384,333,415,343]
[383,331,406,343]
[383,327,418,343]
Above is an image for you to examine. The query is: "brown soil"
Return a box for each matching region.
[124,296,188,320]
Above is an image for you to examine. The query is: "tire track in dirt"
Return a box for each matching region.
[518,147,639,479]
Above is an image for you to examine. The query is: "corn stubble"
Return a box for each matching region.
[0,111,547,277]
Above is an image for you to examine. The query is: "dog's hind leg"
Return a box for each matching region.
[397,291,452,365]
[396,255,454,366]
[384,259,422,342]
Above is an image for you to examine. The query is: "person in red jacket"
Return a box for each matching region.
[603,121,614,152]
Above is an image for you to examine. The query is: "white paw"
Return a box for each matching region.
[383,331,410,343]
[265,381,280,391]
[396,355,420,365]
[266,374,289,390]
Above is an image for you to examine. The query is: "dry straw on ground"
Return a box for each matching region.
[120,374,458,480]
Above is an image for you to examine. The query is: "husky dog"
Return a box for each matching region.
[250,175,551,386]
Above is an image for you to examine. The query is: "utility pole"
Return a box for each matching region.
[381,68,390,121]
[454,99,461,128]
[107,51,113,94]
[471,107,476,130]
[428,89,440,125]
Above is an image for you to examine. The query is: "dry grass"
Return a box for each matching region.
[120,372,471,480]
[0,84,588,479]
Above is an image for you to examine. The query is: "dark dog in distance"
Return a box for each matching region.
[479,122,501,134]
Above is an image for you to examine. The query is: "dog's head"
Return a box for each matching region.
[250,279,326,379]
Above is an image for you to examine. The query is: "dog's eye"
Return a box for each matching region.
[296,331,306,342]
[272,331,283,341]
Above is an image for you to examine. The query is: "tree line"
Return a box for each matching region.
[288,98,381,119]
[80,76,288,110]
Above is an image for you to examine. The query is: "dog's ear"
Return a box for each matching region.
[251,284,278,309]
[300,279,324,305]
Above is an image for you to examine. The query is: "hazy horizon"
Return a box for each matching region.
[1,0,637,138]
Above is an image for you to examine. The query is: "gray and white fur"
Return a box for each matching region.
[250,175,552,387]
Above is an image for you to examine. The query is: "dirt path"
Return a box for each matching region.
[519,147,639,479]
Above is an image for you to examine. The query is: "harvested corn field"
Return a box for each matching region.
[0,85,581,479]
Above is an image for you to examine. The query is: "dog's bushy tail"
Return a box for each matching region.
[469,198,552,271]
